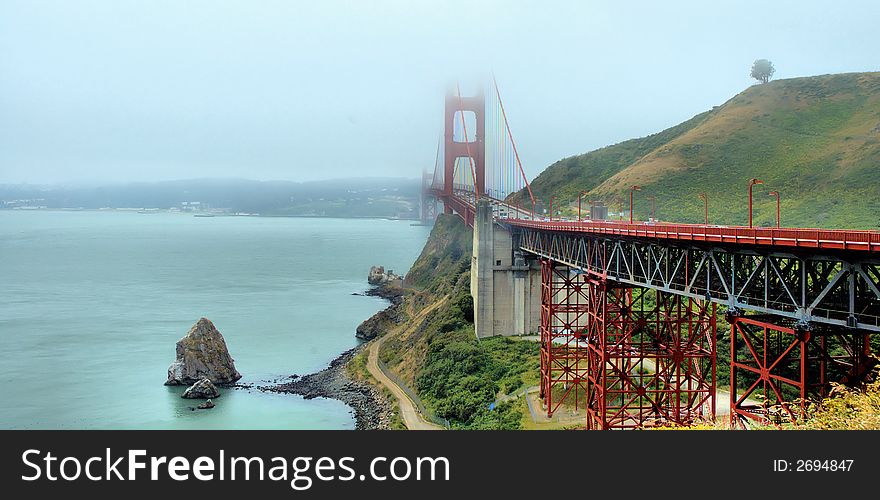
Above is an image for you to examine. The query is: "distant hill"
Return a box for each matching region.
[518,72,880,229]
[0,177,420,218]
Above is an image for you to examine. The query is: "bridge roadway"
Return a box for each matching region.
[425,86,878,428]
[432,190,880,333]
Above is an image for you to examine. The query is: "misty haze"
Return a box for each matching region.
[2,0,880,444]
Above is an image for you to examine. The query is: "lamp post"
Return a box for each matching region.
[748,178,764,228]
[548,196,555,222]
[768,190,780,228]
[629,185,641,223]
[646,195,655,221]
[698,193,708,225]
[578,191,589,222]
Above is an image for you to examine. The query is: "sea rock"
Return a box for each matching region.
[165,318,242,386]
[197,399,216,409]
[182,378,221,399]
[367,265,402,285]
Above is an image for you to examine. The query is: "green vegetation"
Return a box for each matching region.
[382,72,880,431]
[669,379,880,430]
[345,350,407,430]
[418,336,537,429]
[791,379,880,430]
[509,110,711,207]
[345,351,370,381]
[750,59,776,84]
[377,214,540,429]
[520,72,880,229]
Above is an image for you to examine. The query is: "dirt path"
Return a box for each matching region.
[365,304,445,430]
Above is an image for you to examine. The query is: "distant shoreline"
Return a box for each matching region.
[0,208,420,222]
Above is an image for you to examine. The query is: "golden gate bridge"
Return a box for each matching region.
[421,80,880,430]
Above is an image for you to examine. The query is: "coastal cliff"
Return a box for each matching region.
[351,214,538,430]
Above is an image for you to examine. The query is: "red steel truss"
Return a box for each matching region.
[585,283,716,429]
[539,257,717,429]
[539,258,590,416]
[814,332,875,391]
[425,88,879,430]
[730,315,877,428]
[729,316,810,427]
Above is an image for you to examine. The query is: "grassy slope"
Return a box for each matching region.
[377,214,539,429]
[384,72,880,431]
[524,72,880,229]
[514,110,712,205]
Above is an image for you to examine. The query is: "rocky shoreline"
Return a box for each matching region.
[260,343,394,430]
[356,285,405,341]
[262,280,406,430]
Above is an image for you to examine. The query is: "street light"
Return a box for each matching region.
[578,191,589,222]
[748,178,764,228]
[629,185,641,223]
[768,190,780,228]
[646,195,656,221]
[548,196,556,222]
[698,193,709,225]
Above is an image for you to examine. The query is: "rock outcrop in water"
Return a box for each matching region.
[367,266,402,285]
[165,318,242,386]
[182,378,221,399]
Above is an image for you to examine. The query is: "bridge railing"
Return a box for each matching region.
[505,218,880,253]
[431,189,880,253]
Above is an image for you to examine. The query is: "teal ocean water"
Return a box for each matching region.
[0,211,429,429]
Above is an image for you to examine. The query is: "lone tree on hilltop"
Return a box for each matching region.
[750,59,775,84]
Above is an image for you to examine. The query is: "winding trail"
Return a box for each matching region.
[366,335,444,430]
[365,298,446,431]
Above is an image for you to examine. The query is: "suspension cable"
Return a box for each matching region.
[492,74,535,207]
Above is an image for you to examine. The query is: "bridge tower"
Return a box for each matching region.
[443,90,485,205]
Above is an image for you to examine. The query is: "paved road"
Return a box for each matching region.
[366,331,444,431]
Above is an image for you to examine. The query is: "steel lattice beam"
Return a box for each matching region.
[539,259,590,416]
[517,228,880,332]
[584,284,716,430]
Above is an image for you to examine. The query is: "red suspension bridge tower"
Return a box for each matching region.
[443,90,485,203]
[427,81,880,430]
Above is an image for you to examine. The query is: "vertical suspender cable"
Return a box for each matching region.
[492,74,535,208]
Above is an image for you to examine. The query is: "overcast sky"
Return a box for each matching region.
[1,0,877,185]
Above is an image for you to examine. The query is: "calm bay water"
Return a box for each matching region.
[0,211,429,429]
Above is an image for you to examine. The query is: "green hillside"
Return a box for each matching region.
[520,72,880,229]
[371,215,540,429]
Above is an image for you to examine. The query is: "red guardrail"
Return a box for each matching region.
[432,191,880,253]
[507,219,880,253]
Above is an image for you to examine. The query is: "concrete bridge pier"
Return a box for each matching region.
[471,199,541,338]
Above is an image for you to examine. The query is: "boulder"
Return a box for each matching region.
[182,378,220,399]
[165,318,242,386]
[197,399,216,409]
[367,265,402,285]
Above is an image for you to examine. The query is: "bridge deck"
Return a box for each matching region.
[507,219,880,254]
[432,190,880,254]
